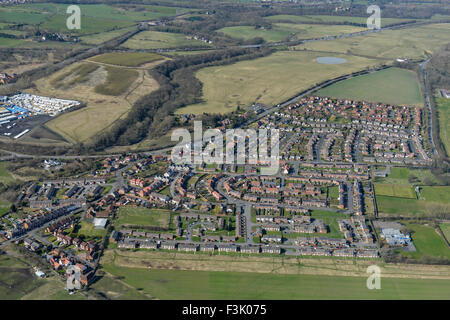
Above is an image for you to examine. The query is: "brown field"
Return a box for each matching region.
[29,58,166,144]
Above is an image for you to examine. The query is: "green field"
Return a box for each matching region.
[376,196,427,215]
[217,24,365,42]
[122,31,210,49]
[0,6,50,24]
[0,162,14,184]
[89,52,164,67]
[177,50,383,114]
[374,183,416,199]
[402,224,450,260]
[94,66,139,96]
[25,3,190,22]
[115,207,171,228]
[374,167,439,185]
[435,96,450,156]
[419,186,450,203]
[297,23,450,60]
[102,265,450,299]
[265,14,414,27]
[79,26,137,45]
[40,14,135,35]
[440,223,450,242]
[76,220,107,239]
[217,25,291,42]
[316,67,424,107]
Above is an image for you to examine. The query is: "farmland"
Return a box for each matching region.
[296,23,450,60]
[265,14,415,27]
[122,31,210,50]
[115,207,172,228]
[177,50,383,114]
[316,67,424,107]
[217,24,365,42]
[435,96,450,156]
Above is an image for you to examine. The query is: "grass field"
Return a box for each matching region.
[40,14,135,35]
[374,167,439,185]
[440,223,450,242]
[122,31,210,49]
[88,52,164,67]
[435,96,450,157]
[402,224,450,260]
[374,184,416,199]
[101,264,450,299]
[419,186,450,203]
[25,3,190,22]
[177,50,383,114]
[217,24,365,42]
[76,220,107,239]
[265,14,415,27]
[94,66,139,96]
[217,25,290,42]
[115,207,171,228]
[88,273,149,300]
[79,26,137,45]
[316,67,424,107]
[0,162,14,184]
[296,23,450,60]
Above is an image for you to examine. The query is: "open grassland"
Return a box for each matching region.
[88,273,149,300]
[76,220,107,239]
[0,6,49,24]
[435,96,450,156]
[116,207,171,228]
[0,37,87,49]
[94,66,138,96]
[177,50,383,115]
[296,23,450,60]
[79,26,136,45]
[122,31,210,49]
[88,52,164,67]
[40,14,135,36]
[33,58,162,143]
[0,162,14,185]
[101,249,450,299]
[402,224,450,260]
[374,167,439,185]
[419,186,450,203]
[217,24,365,42]
[440,223,450,242]
[25,3,191,22]
[316,67,424,107]
[102,248,450,280]
[265,14,415,27]
[102,265,450,300]
[374,184,416,199]
[217,25,290,42]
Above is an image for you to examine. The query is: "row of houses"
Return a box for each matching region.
[118,239,281,254]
